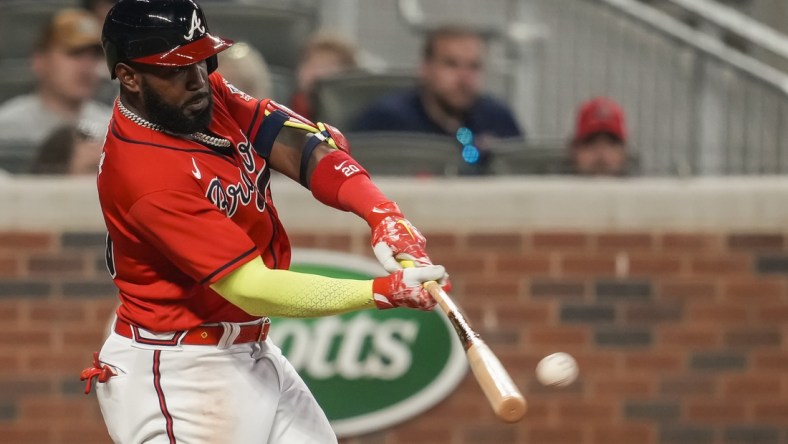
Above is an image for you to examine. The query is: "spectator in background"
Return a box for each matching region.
[568,97,631,176]
[290,33,358,120]
[0,9,111,148]
[353,25,522,138]
[29,123,103,175]
[83,0,119,105]
[218,41,272,99]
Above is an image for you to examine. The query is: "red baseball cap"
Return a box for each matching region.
[573,97,627,143]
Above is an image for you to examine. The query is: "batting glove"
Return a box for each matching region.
[372,265,449,310]
[369,202,432,273]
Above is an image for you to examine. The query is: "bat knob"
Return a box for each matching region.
[497,395,527,423]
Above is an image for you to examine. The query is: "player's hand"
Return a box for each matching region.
[369,202,431,273]
[372,265,449,310]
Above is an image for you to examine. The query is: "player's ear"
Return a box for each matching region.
[115,63,141,94]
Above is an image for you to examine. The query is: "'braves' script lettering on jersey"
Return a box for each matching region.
[206,178,229,214]
[205,136,271,217]
[233,171,255,215]
[237,139,255,173]
[206,172,252,218]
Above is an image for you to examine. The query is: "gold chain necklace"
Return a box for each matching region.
[118,99,231,149]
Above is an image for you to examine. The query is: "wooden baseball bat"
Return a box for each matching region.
[402,262,527,422]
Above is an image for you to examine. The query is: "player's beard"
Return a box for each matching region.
[140,82,213,135]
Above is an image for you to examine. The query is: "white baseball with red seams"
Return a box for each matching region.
[535,352,579,387]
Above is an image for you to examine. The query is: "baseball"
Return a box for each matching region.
[536,352,579,387]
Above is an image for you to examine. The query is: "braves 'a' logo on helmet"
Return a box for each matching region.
[183,10,205,40]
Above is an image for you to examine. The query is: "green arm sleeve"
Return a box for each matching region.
[210,257,376,318]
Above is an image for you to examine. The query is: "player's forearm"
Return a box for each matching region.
[309,150,392,224]
[268,126,334,182]
[210,257,375,317]
[259,101,392,220]
[270,126,390,223]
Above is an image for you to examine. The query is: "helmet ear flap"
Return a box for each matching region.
[103,40,119,79]
[206,55,218,75]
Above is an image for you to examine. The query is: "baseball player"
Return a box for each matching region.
[80,1,449,443]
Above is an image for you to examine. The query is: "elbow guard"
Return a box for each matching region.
[250,102,388,220]
[257,101,352,187]
[297,121,352,187]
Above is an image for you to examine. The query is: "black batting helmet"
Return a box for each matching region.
[101,0,233,79]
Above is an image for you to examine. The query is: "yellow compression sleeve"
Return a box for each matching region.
[210,257,376,318]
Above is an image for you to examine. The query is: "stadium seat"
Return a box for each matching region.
[345,132,466,177]
[268,66,295,104]
[199,3,317,71]
[312,72,418,131]
[489,138,571,175]
[0,1,80,62]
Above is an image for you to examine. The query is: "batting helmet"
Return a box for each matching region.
[101,0,233,79]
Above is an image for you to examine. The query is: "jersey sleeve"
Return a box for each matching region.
[209,72,270,142]
[126,190,259,285]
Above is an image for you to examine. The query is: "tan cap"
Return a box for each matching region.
[37,9,101,52]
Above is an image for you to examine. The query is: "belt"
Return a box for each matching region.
[114,318,270,346]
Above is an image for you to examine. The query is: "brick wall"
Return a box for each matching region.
[2,230,787,444]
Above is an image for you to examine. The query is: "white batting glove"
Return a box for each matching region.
[368,202,432,273]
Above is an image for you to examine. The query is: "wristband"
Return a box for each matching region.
[371,276,396,309]
[310,150,390,220]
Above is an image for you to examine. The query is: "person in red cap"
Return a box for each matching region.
[569,97,630,176]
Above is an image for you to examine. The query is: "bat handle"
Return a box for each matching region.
[399,260,455,313]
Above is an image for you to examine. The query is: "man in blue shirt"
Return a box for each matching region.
[352,26,522,172]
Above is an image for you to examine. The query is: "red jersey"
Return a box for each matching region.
[98,72,291,331]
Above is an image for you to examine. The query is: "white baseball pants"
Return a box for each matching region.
[94,323,337,444]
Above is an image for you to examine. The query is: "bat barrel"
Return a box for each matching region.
[467,339,527,423]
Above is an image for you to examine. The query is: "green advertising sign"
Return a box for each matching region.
[269,249,467,437]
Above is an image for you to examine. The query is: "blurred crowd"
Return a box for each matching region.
[0,0,632,177]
